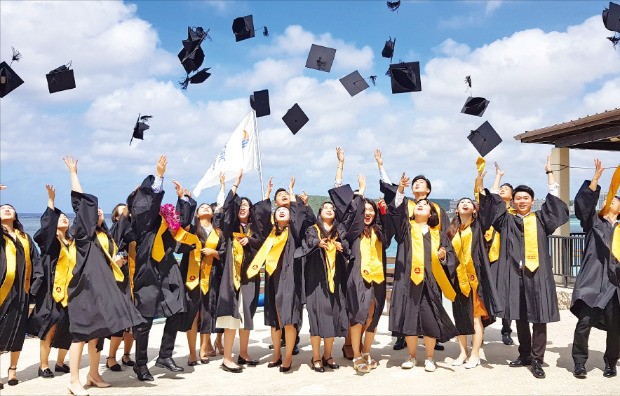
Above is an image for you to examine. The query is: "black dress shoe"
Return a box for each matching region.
[530,359,546,379]
[122,354,135,367]
[603,362,617,378]
[279,365,292,373]
[187,360,198,367]
[393,336,406,351]
[502,334,514,345]
[237,356,259,366]
[155,357,184,372]
[7,367,18,386]
[200,358,210,364]
[38,367,55,378]
[267,358,282,368]
[322,357,340,369]
[133,365,154,381]
[220,363,242,373]
[434,343,445,351]
[106,357,122,372]
[54,363,70,373]
[509,356,532,367]
[292,345,300,356]
[573,363,587,378]
[311,359,325,373]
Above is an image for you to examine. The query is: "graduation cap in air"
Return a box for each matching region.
[339,71,377,97]
[130,114,152,146]
[282,103,309,135]
[461,97,490,117]
[467,121,502,157]
[305,44,336,73]
[387,0,401,12]
[0,47,24,98]
[603,2,620,32]
[46,62,76,94]
[382,37,396,61]
[178,26,211,90]
[250,89,270,117]
[388,61,422,93]
[232,15,268,42]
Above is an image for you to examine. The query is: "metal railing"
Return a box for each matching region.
[549,233,586,288]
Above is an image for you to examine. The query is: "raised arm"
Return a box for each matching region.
[288,175,297,203]
[231,169,242,196]
[46,184,55,210]
[574,159,604,231]
[63,156,82,193]
[490,162,504,192]
[263,176,273,201]
[335,146,344,187]
[545,154,558,192]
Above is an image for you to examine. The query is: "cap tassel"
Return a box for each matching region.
[179,76,190,90]
[464,75,473,96]
[262,26,269,37]
[10,47,21,66]
[608,35,620,48]
[369,75,377,86]
[387,0,401,12]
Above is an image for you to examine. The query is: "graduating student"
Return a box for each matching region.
[570,160,620,379]
[247,182,307,373]
[478,154,569,379]
[28,185,71,380]
[447,196,500,369]
[215,171,271,373]
[60,156,144,396]
[0,191,38,389]
[130,155,196,381]
[300,201,348,372]
[105,203,136,371]
[387,173,459,373]
[485,161,516,346]
[330,148,392,374]
[374,149,449,352]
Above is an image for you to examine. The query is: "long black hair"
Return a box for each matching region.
[194,202,218,244]
[316,201,339,240]
[362,198,384,240]
[446,197,478,241]
[0,203,25,236]
[409,198,440,229]
[272,205,290,236]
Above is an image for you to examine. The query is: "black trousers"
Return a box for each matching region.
[501,318,513,336]
[572,292,620,365]
[515,278,547,362]
[133,317,178,366]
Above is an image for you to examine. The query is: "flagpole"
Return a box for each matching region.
[253,110,265,198]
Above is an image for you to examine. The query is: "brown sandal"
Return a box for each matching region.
[341,345,354,360]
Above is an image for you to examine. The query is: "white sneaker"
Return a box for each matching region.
[464,357,480,369]
[451,356,466,366]
[401,356,416,369]
[424,358,436,372]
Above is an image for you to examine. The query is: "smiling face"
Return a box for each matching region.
[457,199,475,216]
[364,202,376,226]
[197,203,213,220]
[274,206,290,227]
[238,199,250,222]
[320,203,335,222]
[513,192,533,215]
[275,190,290,207]
[0,204,16,222]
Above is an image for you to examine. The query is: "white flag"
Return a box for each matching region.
[192,111,260,197]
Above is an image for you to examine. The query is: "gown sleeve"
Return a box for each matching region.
[338,194,366,245]
[130,175,165,241]
[252,198,273,240]
[177,195,197,229]
[33,207,62,255]
[328,184,355,223]
[539,193,570,235]
[70,191,99,241]
[387,195,409,244]
[478,189,507,232]
[574,180,600,233]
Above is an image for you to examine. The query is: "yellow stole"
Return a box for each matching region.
[315,224,337,293]
[474,156,485,202]
[600,165,620,217]
[359,228,384,284]
[173,228,203,290]
[247,227,288,278]
[451,226,479,297]
[53,238,76,307]
[408,200,442,231]
[409,221,456,301]
[522,213,540,272]
[199,229,220,294]
[232,231,246,291]
[612,223,620,263]
[96,232,124,282]
[0,236,17,305]
[484,226,500,263]
[15,232,32,293]
[128,241,136,298]
[151,215,169,262]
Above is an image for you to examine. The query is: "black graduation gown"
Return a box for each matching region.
[130,175,187,319]
[263,202,306,329]
[478,189,569,323]
[109,213,135,298]
[387,197,459,342]
[450,221,501,335]
[298,225,348,338]
[67,191,144,341]
[570,181,620,327]
[215,190,271,330]
[329,185,392,333]
[28,207,73,349]
[197,227,226,334]
[0,229,37,352]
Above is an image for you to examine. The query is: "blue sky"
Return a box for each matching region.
[1,0,619,213]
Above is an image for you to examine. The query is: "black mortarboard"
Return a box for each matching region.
[339,70,369,97]
[382,37,396,60]
[0,61,24,98]
[178,27,208,74]
[282,103,309,135]
[305,44,336,73]
[389,61,422,93]
[603,2,620,33]
[250,89,270,117]
[46,64,76,94]
[232,15,255,42]
[467,121,502,157]
[130,114,152,146]
[461,96,490,117]
[387,0,401,12]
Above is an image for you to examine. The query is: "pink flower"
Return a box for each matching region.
[160,203,181,232]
